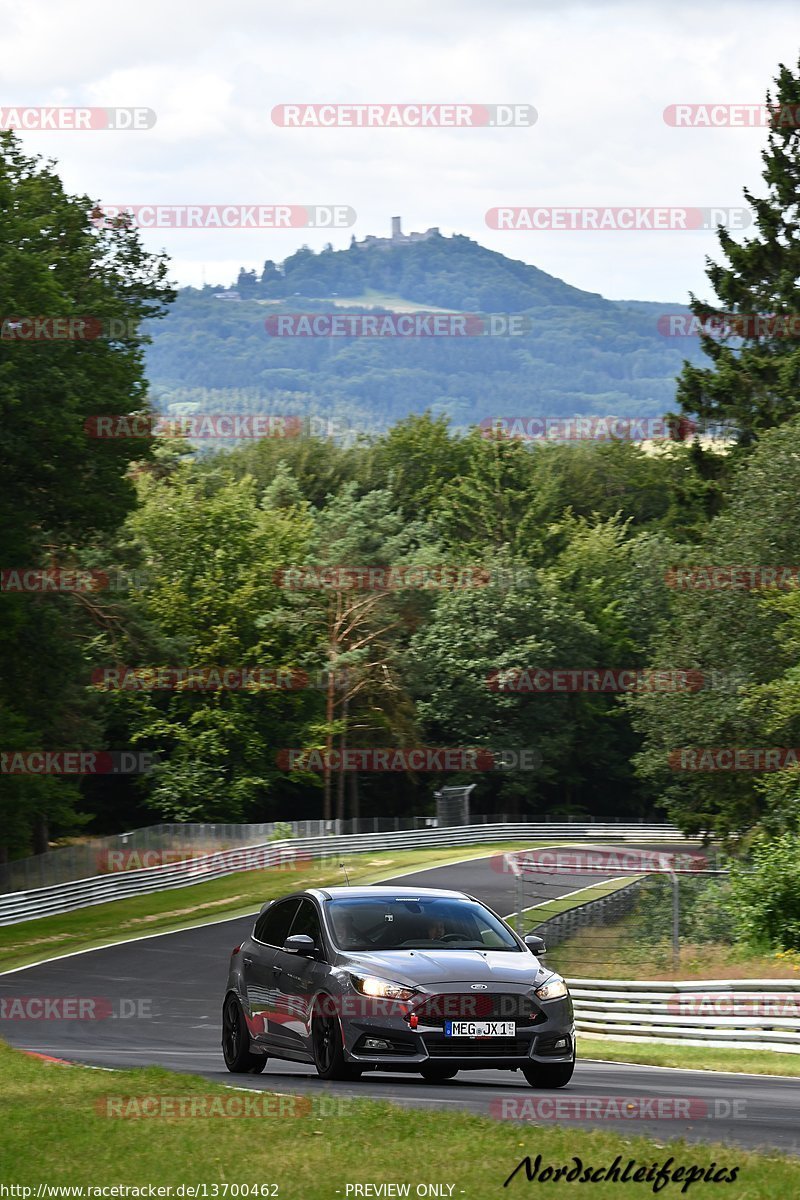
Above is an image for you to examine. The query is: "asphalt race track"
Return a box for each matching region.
[3,847,799,1156]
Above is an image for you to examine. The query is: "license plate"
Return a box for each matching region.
[444,1020,515,1038]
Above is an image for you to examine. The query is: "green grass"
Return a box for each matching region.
[547,908,800,982]
[0,842,537,974]
[514,875,643,925]
[258,288,455,313]
[581,1038,800,1077]
[1,1041,797,1194]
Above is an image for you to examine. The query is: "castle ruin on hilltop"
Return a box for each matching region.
[356,216,441,249]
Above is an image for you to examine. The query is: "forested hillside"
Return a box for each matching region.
[5,52,800,863]
[144,234,703,430]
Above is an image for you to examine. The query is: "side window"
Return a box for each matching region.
[289,898,323,949]
[254,898,301,946]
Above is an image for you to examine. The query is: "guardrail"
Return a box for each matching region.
[569,977,800,1053]
[526,880,643,947]
[0,821,688,927]
[1,815,507,894]
[518,873,800,1051]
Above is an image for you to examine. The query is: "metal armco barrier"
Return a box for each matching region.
[570,978,800,1053]
[0,822,687,926]
[520,878,800,1052]
[527,880,643,947]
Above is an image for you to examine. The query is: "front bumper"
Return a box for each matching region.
[342,983,574,1069]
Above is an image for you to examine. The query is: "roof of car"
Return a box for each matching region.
[309,885,470,901]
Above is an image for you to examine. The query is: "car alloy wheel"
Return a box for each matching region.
[311,995,362,1081]
[222,994,267,1074]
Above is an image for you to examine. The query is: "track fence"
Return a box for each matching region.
[0,821,691,926]
[504,847,731,974]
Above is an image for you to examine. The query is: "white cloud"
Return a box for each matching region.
[1,0,797,300]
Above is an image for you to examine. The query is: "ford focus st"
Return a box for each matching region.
[222,885,575,1086]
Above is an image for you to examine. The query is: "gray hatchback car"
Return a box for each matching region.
[222,885,575,1087]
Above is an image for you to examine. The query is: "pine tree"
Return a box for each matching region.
[676,59,800,447]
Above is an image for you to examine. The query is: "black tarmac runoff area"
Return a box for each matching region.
[2,846,799,1156]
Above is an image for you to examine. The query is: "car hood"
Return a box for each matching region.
[338,948,554,987]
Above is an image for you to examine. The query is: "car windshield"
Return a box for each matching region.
[326,896,521,952]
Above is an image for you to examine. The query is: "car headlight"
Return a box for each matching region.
[534,977,569,1001]
[351,974,417,1002]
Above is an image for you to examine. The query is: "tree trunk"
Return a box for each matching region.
[349,771,359,827]
[336,694,349,823]
[33,814,49,856]
[324,655,335,823]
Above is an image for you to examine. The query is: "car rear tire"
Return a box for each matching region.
[419,1064,458,1082]
[522,1052,575,1089]
[222,994,267,1074]
[311,996,362,1081]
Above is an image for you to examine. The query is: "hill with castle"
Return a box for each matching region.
[144,220,704,434]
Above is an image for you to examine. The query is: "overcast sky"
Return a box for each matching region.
[2,0,797,302]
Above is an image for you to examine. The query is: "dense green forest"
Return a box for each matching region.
[3,56,800,865]
[144,236,705,432]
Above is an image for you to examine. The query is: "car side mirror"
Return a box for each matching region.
[524,934,547,955]
[283,933,317,956]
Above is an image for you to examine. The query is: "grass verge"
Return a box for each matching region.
[581,1037,800,1077]
[1,1041,797,1195]
[0,841,537,974]
[515,875,643,925]
[548,915,800,981]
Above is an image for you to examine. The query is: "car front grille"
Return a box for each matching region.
[423,1037,532,1058]
[411,992,544,1025]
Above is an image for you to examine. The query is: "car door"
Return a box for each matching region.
[245,897,301,1046]
[269,897,329,1051]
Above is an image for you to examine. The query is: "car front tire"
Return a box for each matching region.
[522,1052,575,1089]
[419,1064,458,1082]
[222,994,267,1074]
[311,995,362,1081]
